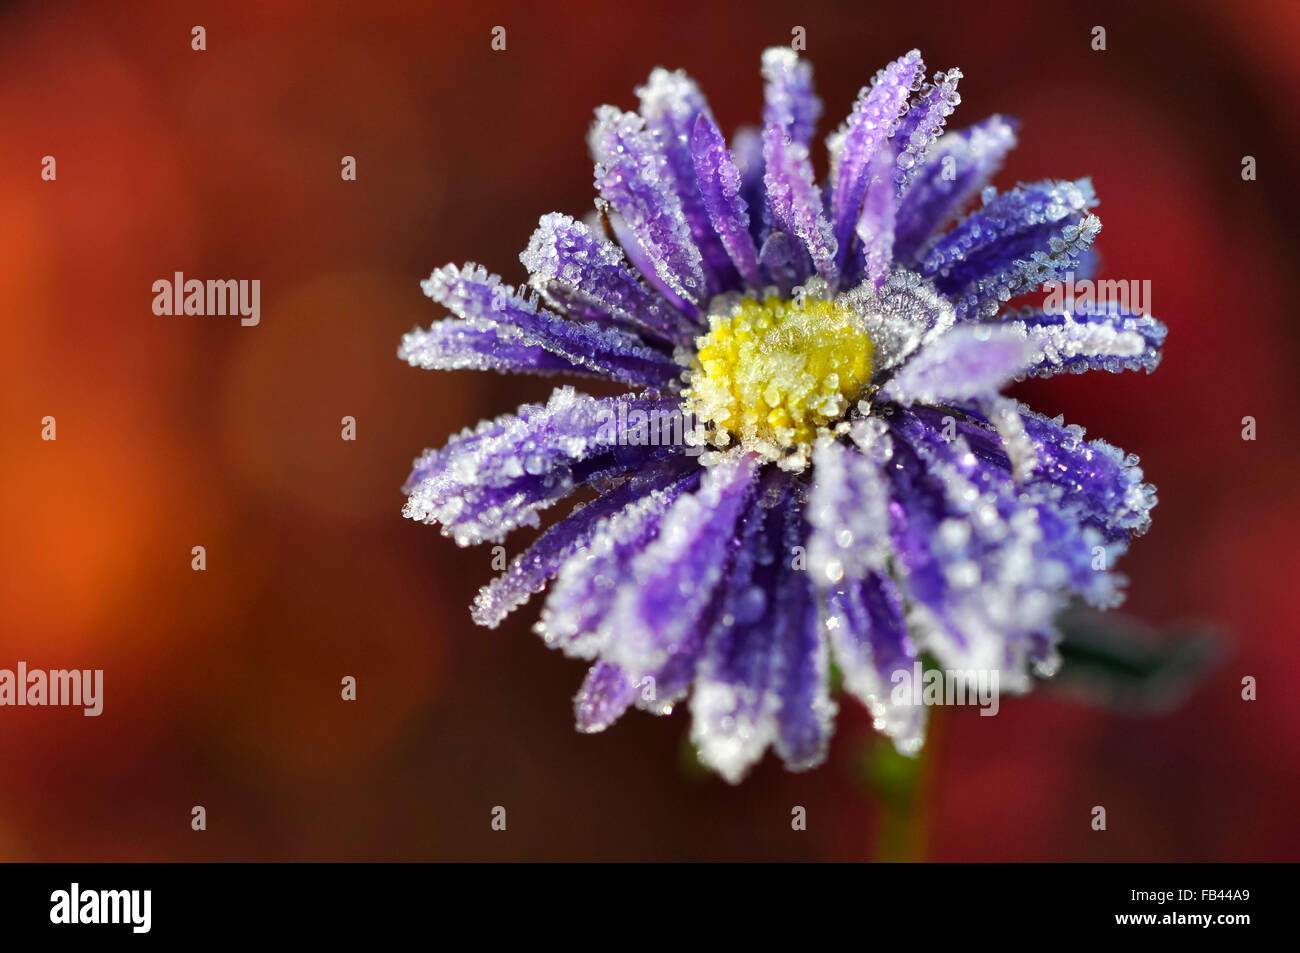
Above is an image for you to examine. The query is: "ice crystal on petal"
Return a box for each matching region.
[837,269,956,374]
[982,395,1037,482]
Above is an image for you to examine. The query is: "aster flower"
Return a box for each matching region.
[399,48,1165,782]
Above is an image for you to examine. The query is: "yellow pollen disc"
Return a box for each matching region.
[683,295,873,462]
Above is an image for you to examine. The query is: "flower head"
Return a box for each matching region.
[399,48,1165,782]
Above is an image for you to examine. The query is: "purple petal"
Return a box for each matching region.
[850,140,899,288]
[890,405,1127,671]
[689,473,787,782]
[521,213,694,345]
[627,564,736,719]
[687,472,834,778]
[422,262,681,388]
[829,50,924,271]
[574,660,641,733]
[881,324,1037,403]
[772,507,836,772]
[761,47,822,147]
[402,388,684,546]
[690,114,764,289]
[1004,304,1166,378]
[603,451,761,678]
[730,125,767,248]
[589,107,706,314]
[575,631,717,734]
[398,319,590,378]
[890,68,963,196]
[880,431,956,629]
[757,229,803,296]
[902,401,1151,552]
[636,69,738,293]
[471,461,698,628]
[920,179,1101,320]
[763,125,838,286]
[1017,408,1158,541]
[535,468,700,656]
[827,572,925,753]
[806,424,892,585]
[892,115,1018,265]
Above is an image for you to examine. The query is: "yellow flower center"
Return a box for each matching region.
[683,294,874,464]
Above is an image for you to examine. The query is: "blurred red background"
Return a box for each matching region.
[1,0,1297,860]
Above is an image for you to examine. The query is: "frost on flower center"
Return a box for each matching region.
[683,294,873,464]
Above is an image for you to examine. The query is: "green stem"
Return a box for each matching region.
[864,708,942,862]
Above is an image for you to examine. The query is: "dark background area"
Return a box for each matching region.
[1,0,1297,860]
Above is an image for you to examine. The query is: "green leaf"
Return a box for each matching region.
[1042,602,1223,714]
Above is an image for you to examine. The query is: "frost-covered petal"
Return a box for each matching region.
[901,405,1122,594]
[521,213,693,345]
[892,114,1018,265]
[888,406,1127,677]
[398,319,590,378]
[829,50,924,270]
[762,125,838,285]
[730,125,767,248]
[575,645,710,734]
[772,507,836,772]
[757,230,804,295]
[879,431,958,635]
[980,394,1037,483]
[689,474,834,779]
[471,461,698,628]
[689,475,785,782]
[761,47,822,147]
[403,388,683,546]
[422,262,681,388]
[827,572,925,753]
[901,402,1154,548]
[636,69,737,292]
[806,423,893,585]
[1003,305,1167,378]
[603,451,761,676]
[690,114,764,289]
[1017,408,1158,541]
[920,179,1101,320]
[534,469,699,657]
[850,140,899,288]
[590,107,707,314]
[881,323,1037,403]
[890,68,962,196]
[574,660,640,733]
